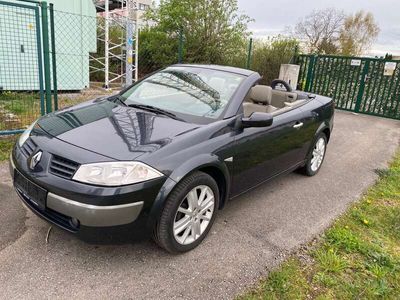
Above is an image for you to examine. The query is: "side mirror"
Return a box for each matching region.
[241,112,273,128]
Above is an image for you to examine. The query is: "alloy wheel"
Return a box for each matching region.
[173,185,215,245]
[310,137,326,172]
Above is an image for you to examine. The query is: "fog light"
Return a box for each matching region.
[70,218,80,228]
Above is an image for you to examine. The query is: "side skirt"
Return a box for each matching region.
[228,160,306,201]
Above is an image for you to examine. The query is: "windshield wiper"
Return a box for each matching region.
[108,95,127,106]
[126,104,185,122]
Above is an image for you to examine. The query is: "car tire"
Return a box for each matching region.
[153,171,219,253]
[300,132,327,176]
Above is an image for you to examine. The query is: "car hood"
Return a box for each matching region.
[36,99,200,160]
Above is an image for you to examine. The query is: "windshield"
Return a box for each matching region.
[119,66,245,121]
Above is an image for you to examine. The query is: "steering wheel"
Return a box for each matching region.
[271,79,293,92]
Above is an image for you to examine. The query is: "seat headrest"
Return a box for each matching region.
[250,85,272,104]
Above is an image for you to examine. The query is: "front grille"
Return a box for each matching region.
[49,155,79,179]
[21,138,37,157]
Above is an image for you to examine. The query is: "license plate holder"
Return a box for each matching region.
[14,170,47,211]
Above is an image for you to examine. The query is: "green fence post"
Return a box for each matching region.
[49,3,58,110]
[354,60,370,112]
[33,5,46,116]
[178,28,183,64]
[40,1,52,114]
[246,38,253,69]
[290,45,299,64]
[305,55,316,92]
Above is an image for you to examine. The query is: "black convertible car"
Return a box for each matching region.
[10,64,334,253]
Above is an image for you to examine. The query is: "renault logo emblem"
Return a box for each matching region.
[30,151,42,170]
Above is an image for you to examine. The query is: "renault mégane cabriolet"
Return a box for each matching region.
[10,64,334,253]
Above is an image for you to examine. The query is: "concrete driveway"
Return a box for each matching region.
[0,110,399,299]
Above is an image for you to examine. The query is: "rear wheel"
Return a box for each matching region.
[153,171,219,253]
[300,132,327,176]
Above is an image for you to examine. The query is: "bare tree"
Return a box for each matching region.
[339,11,380,55]
[295,8,345,54]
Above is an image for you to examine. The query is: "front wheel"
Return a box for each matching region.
[300,133,327,176]
[153,171,219,253]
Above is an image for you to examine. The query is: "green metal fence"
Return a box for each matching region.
[0,0,45,134]
[296,54,400,120]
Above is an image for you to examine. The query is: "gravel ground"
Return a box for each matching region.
[0,110,399,299]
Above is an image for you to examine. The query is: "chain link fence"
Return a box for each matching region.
[0,1,44,133]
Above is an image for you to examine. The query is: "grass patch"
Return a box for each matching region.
[239,151,400,300]
[0,92,41,130]
[0,136,17,161]
[0,90,113,131]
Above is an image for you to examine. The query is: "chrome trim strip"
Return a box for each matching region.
[10,152,15,169]
[47,193,144,227]
[9,152,16,179]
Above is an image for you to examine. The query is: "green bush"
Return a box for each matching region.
[250,36,299,85]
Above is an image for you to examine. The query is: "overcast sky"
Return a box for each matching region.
[237,0,400,56]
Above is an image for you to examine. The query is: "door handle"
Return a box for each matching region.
[293,122,303,129]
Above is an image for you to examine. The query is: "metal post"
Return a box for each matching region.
[33,5,46,116]
[290,45,299,64]
[49,3,58,110]
[104,0,109,89]
[246,38,253,69]
[41,1,52,113]
[305,55,316,92]
[125,0,138,85]
[134,1,139,82]
[178,28,183,63]
[354,60,370,112]
[125,0,134,85]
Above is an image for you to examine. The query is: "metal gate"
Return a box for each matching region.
[0,0,43,134]
[296,54,400,120]
[0,0,57,135]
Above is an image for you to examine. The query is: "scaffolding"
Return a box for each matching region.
[91,0,139,89]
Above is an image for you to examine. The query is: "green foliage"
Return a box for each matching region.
[251,37,299,85]
[0,92,40,130]
[314,249,348,273]
[137,27,180,75]
[238,151,400,299]
[143,0,252,66]
[238,259,308,300]
[0,136,17,161]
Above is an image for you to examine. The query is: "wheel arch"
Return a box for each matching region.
[322,127,331,142]
[316,121,331,143]
[303,122,330,162]
[146,154,230,231]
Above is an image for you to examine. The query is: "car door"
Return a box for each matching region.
[230,107,309,197]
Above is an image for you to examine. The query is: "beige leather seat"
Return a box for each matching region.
[243,85,277,117]
[271,90,298,108]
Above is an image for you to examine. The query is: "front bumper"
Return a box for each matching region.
[10,153,158,231]
[46,193,143,227]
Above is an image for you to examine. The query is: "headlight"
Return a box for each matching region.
[72,161,163,186]
[18,121,37,147]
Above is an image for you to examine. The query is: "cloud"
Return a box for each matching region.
[239,0,400,55]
